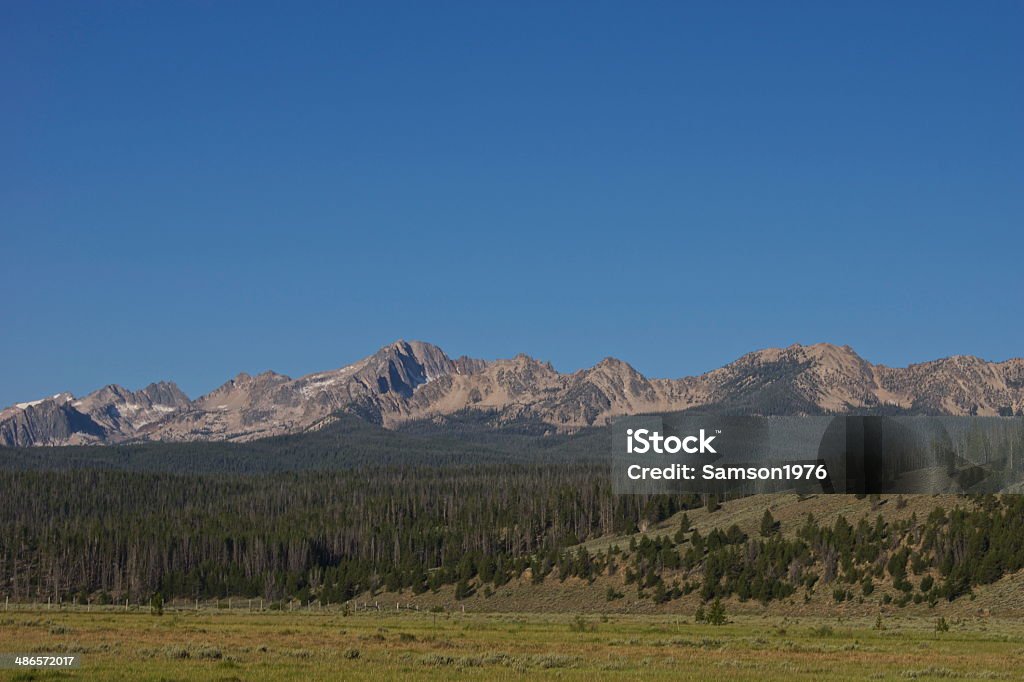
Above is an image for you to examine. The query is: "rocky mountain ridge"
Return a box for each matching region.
[2,340,1022,447]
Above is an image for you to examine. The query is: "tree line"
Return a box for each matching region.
[4,462,1022,609]
[0,465,690,603]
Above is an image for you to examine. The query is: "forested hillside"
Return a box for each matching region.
[0,464,657,603]
[4,412,1024,613]
[3,461,1024,613]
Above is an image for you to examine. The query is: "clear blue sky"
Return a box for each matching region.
[2,2,1022,406]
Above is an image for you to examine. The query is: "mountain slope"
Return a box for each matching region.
[2,340,1022,446]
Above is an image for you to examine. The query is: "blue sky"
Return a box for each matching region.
[2,2,1022,406]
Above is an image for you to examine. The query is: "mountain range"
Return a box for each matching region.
[2,340,1022,447]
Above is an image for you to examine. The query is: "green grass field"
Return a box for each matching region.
[2,607,1023,680]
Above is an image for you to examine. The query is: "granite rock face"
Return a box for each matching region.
[3,341,1022,446]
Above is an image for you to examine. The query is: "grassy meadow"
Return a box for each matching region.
[5,490,1024,680]
[2,606,1023,681]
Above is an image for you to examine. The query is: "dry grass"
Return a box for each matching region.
[1,608,1023,680]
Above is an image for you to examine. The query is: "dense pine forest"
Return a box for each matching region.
[0,465,685,603]
[3,414,1024,610]
[2,462,1024,609]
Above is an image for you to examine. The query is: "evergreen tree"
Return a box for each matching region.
[760,509,779,537]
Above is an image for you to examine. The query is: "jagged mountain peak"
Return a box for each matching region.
[588,356,643,374]
[3,340,1022,447]
[353,339,455,397]
[732,341,863,364]
[501,353,555,370]
[80,384,130,402]
[6,392,74,412]
[76,380,190,406]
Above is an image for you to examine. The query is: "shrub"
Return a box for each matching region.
[703,598,727,626]
[569,615,596,633]
[833,588,851,603]
[810,624,834,638]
